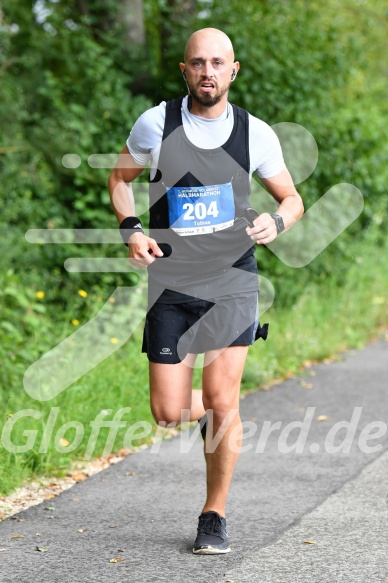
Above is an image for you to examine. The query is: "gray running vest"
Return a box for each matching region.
[147,97,258,304]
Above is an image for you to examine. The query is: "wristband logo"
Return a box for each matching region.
[24,122,364,401]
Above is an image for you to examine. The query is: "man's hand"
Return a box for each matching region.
[127,232,164,268]
[245,212,278,245]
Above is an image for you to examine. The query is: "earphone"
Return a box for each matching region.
[182,70,187,78]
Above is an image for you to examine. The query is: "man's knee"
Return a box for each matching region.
[202,389,240,420]
[151,403,190,426]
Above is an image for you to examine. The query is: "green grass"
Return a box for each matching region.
[0,236,387,496]
[0,329,152,494]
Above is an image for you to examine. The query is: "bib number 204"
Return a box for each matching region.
[182,201,219,221]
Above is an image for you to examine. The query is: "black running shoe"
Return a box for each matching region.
[192,511,231,554]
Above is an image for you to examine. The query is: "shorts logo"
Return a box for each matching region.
[161,347,172,354]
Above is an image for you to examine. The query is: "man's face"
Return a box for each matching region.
[181,31,239,109]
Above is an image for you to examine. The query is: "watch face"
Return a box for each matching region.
[271,213,285,234]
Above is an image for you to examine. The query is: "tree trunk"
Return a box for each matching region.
[118,0,145,45]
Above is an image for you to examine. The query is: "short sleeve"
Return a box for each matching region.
[126,102,166,166]
[248,115,285,179]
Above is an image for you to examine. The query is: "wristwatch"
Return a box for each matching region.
[270,213,285,235]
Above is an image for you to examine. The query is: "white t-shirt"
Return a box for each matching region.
[126,96,285,180]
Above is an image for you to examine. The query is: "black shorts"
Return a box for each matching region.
[142,291,268,364]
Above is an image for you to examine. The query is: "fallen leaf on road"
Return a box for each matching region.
[304,540,317,545]
[0,548,7,552]
[77,528,85,533]
[10,535,25,539]
[109,557,125,563]
[300,381,313,389]
[316,415,329,422]
[71,473,87,482]
[302,360,313,368]
[36,546,49,552]
[70,497,80,502]
[44,506,55,511]
[125,472,136,476]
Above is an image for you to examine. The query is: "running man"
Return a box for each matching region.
[109,27,304,554]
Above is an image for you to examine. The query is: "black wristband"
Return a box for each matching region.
[119,216,144,246]
[240,207,260,228]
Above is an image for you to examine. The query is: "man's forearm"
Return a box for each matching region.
[273,193,304,232]
[108,147,145,224]
[108,174,136,224]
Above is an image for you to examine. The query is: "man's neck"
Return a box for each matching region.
[188,95,229,119]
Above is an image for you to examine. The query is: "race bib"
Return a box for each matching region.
[166,182,235,236]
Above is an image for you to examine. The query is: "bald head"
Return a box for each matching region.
[184,28,235,62]
[180,27,239,115]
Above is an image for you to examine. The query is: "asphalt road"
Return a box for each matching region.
[0,339,387,583]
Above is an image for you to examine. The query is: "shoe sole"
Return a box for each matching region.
[192,546,231,555]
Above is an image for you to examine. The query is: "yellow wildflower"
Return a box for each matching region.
[36,291,45,299]
[78,290,88,298]
[71,319,80,326]
[111,337,119,344]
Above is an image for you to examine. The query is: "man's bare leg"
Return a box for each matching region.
[149,356,205,425]
[201,345,248,518]
[150,346,247,517]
